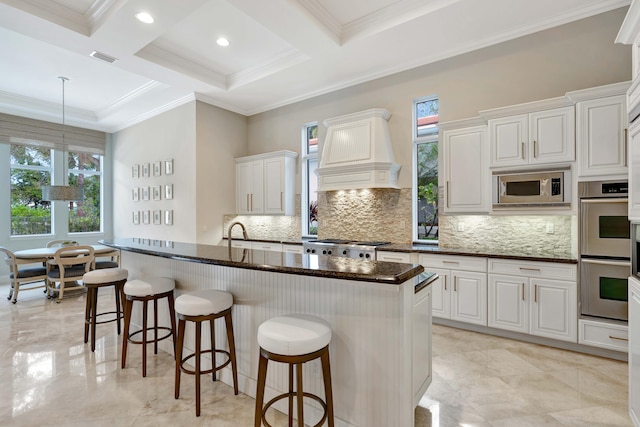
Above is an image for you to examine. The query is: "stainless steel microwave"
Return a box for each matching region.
[493,170,570,207]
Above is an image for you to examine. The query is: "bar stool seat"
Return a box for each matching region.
[82,267,128,352]
[121,277,177,377]
[174,290,239,417]
[254,314,334,427]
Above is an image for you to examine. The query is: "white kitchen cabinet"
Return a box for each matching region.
[282,244,303,254]
[442,123,490,213]
[578,319,628,352]
[630,276,640,427]
[419,254,487,326]
[630,121,640,221]
[235,151,297,215]
[488,259,577,343]
[251,242,282,252]
[376,251,412,263]
[576,95,628,179]
[229,239,252,249]
[487,105,575,168]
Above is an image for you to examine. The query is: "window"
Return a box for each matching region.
[68,151,102,233]
[10,144,53,236]
[302,123,318,236]
[413,96,439,241]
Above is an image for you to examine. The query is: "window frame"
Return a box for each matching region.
[301,122,318,237]
[67,151,104,235]
[412,95,439,243]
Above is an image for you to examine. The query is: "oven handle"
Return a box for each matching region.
[579,198,628,204]
[580,258,631,267]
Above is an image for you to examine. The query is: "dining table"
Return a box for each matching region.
[14,244,116,260]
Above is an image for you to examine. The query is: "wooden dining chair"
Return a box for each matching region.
[47,246,95,303]
[94,249,121,270]
[0,247,47,304]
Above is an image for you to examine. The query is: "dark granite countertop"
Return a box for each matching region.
[101,238,424,285]
[378,244,577,264]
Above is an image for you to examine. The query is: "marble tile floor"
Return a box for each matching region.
[0,282,632,427]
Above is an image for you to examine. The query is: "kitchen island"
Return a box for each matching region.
[101,238,432,427]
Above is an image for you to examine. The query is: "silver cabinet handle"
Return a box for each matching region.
[250,193,253,211]
[521,142,525,160]
[625,128,628,167]
[533,140,537,158]
[609,336,628,342]
[519,267,541,272]
[442,260,459,264]
[534,284,538,303]
[280,191,283,210]
[522,283,525,301]
[453,276,457,292]
[246,194,250,211]
[446,181,450,208]
[443,276,447,291]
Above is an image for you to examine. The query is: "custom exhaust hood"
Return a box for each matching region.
[316,108,401,191]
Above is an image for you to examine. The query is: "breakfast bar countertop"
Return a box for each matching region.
[100,238,424,285]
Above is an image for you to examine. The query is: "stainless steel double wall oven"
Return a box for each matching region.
[579,180,630,321]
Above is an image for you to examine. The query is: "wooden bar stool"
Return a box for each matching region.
[81,267,128,352]
[254,314,334,427]
[174,290,239,417]
[121,277,177,377]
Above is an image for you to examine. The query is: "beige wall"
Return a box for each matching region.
[247,8,630,190]
[112,101,247,244]
[195,101,248,244]
[113,102,197,242]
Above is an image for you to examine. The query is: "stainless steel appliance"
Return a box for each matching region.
[579,180,630,321]
[303,240,391,260]
[493,169,570,208]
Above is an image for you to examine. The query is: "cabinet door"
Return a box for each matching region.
[530,278,577,342]
[427,267,451,319]
[264,157,285,214]
[529,106,575,165]
[577,95,627,178]
[377,251,412,263]
[488,274,529,333]
[249,160,264,213]
[443,125,490,213]
[451,270,487,325]
[489,115,528,167]
[629,122,640,221]
[236,162,253,214]
[282,244,304,254]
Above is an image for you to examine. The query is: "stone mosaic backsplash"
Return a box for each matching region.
[223,188,576,260]
[438,214,576,259]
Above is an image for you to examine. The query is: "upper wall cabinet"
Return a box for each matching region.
[235,150,298,215]
[567,82,631,180]
[441,118,490,214]
[481,99,575,169]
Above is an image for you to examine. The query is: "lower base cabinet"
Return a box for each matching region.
[488,259,577,343]
[420,255,487,326]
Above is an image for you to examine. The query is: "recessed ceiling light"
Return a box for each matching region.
[216,37,230,47]
[135,12,154,24]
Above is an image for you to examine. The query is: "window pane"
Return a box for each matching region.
[307,124,318,154]
[307,158,318,235]
[11,169,51,235]
[416,99,439,138]
[69,152,100,172]
[416,142,438,240]
[68,173,101,233]
[10,145,51,167]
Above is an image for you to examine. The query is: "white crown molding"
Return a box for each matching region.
[479,97,573,120]
[110,93,197,133]
[2,0,91,35]
[86,0,121,33]
[0,89,99,127]
[135,44,228,90]
[342,0,461,44]
[616,0,640,43]
[566,81,631,103]
[292,0,342,45]
[95,81,163,120]
[193,93,250,116]
[228,49,310,89]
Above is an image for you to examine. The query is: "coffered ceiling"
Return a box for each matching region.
[0,0,630,132]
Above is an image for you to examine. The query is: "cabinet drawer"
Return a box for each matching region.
[282,244,303,254]
[579,319,628,352]
[488,259,576,281]
[230,240,252,249]
[419,254,486,272]
[377,252,412,263]
[251,242,282,252]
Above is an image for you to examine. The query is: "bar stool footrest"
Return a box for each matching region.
[179,349,231,376]
[261,392,328,427]
[86,310,123,325]
[127,326,173,345]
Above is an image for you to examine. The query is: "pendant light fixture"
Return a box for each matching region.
[42,76,84,202]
